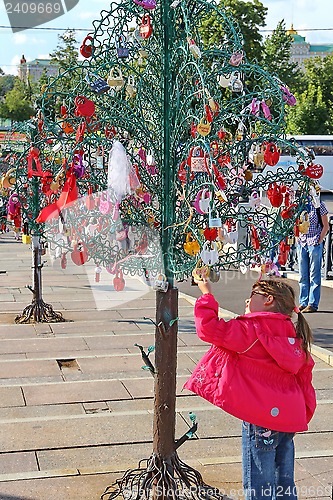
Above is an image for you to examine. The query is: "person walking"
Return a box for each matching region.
[184,277,316,500]
[297,189,329,313]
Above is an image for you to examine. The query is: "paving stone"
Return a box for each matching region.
[0,337,90,355]
[0,403,85,420]
[22,379,131,406]
[0,386,25,407]
[0,472,117,500]
[0,359,61,379]
[0,413,154,452]
[0,452,38,475]
[83,334,154,351]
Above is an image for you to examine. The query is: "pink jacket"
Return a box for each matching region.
[184,294,316,432]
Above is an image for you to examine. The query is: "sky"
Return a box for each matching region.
[0,0,332,75]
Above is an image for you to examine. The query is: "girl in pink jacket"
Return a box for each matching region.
[184,277,316,500]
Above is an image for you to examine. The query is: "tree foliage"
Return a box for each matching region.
[262,20,303,90]
[0,77,35,121]
[200,0,267,63]
[285,55,333,134]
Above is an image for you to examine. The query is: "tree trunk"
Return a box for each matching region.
[153,287,178,459]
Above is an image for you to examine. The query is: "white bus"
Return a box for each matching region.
[281,135,333,192]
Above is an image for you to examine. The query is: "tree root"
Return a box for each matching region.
[101,452,225,500]
[15,299,65,324]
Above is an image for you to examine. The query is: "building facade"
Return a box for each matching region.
[287,26,333,70]
[17,55,58,83]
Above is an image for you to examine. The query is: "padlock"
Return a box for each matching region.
[99,192,112,215]
[80,35,93,58]
[208,207,222,228]
[183,232,200,256]
[96,146,104,169]
[278,239,290,266]
[95,266,102,283]
[281,203,297,220]
[228,72,243,92]
[249,190,261,209]
[126,75,137,98]
[217,73,232,88]
[267,182,283,208]
[71,241,88,266]
[116,35,129,58]
[85,73,110,94]
[188,38,201,58]
[229,51,244,67]
[74,96,96,117]
[187,146,208,173]
[107,67,125,91]
[113,269,125,291]
[197,117,211,137]
[305,162,323,179]
[139,15,153,39]
[192,261,210,281]
[209,268,220,283]
[193,188,211,214]
[153,274,169,293]
[200,241,219,266]
[22,222,31,245]
[263,142,280,166]
[298,210,310,234]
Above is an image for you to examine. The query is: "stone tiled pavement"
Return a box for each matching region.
[0,232,332,500]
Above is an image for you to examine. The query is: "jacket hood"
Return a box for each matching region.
[238,312,306,374]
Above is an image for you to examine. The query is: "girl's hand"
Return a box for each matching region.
[196,279,212,295]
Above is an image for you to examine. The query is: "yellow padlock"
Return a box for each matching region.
[22,234,31,245]
[183,232,200,256]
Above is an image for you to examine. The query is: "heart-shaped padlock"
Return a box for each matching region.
[74,96,96,117]
[197,117,211,137]
[80,35,93,58]
[71,241,88,266]
[183,232,200,256]
[267,182,283,208]
[305,162,323,179]
[113,269,125,291]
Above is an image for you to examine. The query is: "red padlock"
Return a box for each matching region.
[281,203,297,219]
[113,269,125,291]
[60,253,67,269]
[74,96,95,118]
[263,142,280,166]
[278,239,290,266]
[71,241,88,266]
[80,35,93,58]
[267,182,283,208]
[250,225,260,250]
[305,162,323,179]
[203,227,218,241]
[139,15,153,39]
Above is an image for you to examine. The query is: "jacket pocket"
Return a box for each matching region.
[254,426,279,451]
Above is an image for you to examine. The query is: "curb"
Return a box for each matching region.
[179,292,333,368]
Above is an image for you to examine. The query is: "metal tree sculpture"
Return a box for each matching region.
[10,0,320,496]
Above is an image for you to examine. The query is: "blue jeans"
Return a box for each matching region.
[242,422,297,500]
[297,242,323,309]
